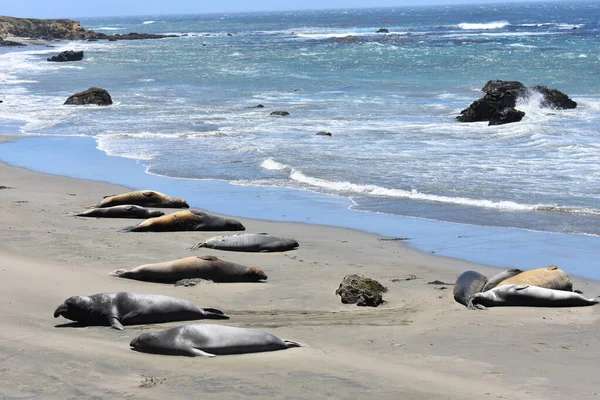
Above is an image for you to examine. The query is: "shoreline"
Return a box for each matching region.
[0,134,599,398]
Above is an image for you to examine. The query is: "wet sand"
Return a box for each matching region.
[0,136,599,399]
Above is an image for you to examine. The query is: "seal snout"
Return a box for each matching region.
[53,303,67,318]
[250,267,268,281]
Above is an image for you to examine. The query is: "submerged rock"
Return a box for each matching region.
[270,111,290,116]
[456,80,576,125]
[316,131,332,136]
[47,50,83,62]
[335,274,387,307]
[376,28,389,33]
[64,87,112,106]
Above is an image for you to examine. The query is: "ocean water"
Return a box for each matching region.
[0,3,599,239]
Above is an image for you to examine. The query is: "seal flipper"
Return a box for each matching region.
[467,298,486,310]
[201,308,230,320]
[283,340,302,348]
[109,269,129,277]
[190,348,217,357]
[109,317,124,330]
[119,225,139,233]
[514,284,530,290]
[190,242,207,251]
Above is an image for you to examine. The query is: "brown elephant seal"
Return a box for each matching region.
[496,265,572,291]
[76,205,165,219]
[91,190,189,208]
[110,255,267,283]
[192,233,299,252]
[482,268,523,291]
[130,324,301,357]
[453,270,488,307]
[469,284,599,309]
[53,292,229,330]
[120,210,245,232]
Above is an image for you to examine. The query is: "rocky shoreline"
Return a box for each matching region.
[0,16,178,46]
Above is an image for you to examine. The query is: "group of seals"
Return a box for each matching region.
[453,265,596,309]
[58,190,301,357]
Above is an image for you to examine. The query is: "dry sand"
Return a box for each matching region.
[0,136,599,399]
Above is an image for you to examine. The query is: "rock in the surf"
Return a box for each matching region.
[47,50,83,62]
[64,87,112,106]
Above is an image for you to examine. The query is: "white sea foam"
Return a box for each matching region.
[94,27,123,31]
[143,20,156,24]
[458,21,510,30]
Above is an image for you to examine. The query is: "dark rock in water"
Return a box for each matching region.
[108,37,118,41]
[107,32,178,41]
[335,274,387,307]
[0,100,3,103]
[316,131,332,136]
[64,87,112,106]
[249,104,264,108]
[376,28,389,33]
[0,38,24,47]
[488,107,525,125]
[47,50,84,62]
[457,80,577,126]
[270,111,289,116]
[227,33,233,36]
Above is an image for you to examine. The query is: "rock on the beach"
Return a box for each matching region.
[335,274,387,307]
[270,111,290,116]
[456,80,577,125]
[64,87,112,106]
[47,50,83,62]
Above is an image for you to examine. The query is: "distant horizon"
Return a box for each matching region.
[2,0,562,20]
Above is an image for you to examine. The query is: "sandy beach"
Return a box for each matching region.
[0,135,599,399]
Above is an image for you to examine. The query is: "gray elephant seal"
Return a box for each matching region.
[496,265,572,291]
[453,270,488,307]
[91,190,189,208]
[121,210,245,232]
[130,323,301,357]
[192,233,299,252]
[77,205,165,219]
[482,268,523,291]
[53,292,229,330]
[110,255,267,283]
[469,284,599,309]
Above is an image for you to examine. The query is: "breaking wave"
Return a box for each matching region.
[457,21,510,30]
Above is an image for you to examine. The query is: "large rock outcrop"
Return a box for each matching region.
[64,87,112,106]
[335,274,387,307]
[47,50,83,62]
[457,80,577,125]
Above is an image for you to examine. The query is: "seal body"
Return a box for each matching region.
[453,270,488,307]
[193,233,299,252]
[53,292,229,330]
[110,255,267,283]
[470,284,598,308]
[482,268,523,291]
[130,324,301,357]
[496,265,572,291]
[121,210,245,232]
[76,205,165,219]
[92,190,189,208]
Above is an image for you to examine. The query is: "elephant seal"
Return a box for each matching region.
[110,255,267,283]
[76,205,165,219]
[130,323,301,357]
[121,210,245,232]
[53,292,229,330]
[496,265,572,291]
[482,268,523,291]
[453,270,488,307]
[469,284,599,309]
[192,233,299,252]
[91,190,189,208]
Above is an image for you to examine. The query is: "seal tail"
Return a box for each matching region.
[190,242,207,251]
[202,308,230,320]
[109,269,129,277]
[284,340,302,348]
[119,225,138,233]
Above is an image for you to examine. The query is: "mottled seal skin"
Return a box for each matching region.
[130,324,301,357]
[91,190,189,209]
[110,255,267,283]
[121,210,245,233]
[496,265,572,291]
[453,270,488,307]
[76,205,165,219]
[482,268,523,292]
[469,284,599,309]
[192,233,299,252]
[53,292,229,330]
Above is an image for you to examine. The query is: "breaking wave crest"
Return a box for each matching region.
[458,21,510,30]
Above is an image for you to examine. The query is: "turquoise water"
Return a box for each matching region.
[0,3,599,275]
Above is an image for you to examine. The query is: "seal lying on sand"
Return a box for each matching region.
[91,190,189,208]
[453,270,488,307]
[130,324,301,357]
[121,210,245,232]
[76,205,165,219]
[192,233,299,252]
[496,265,572,291]
[482,268,523,291]
[469,284,598,309]
[110,255,267,283]
[53,292,229,330]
